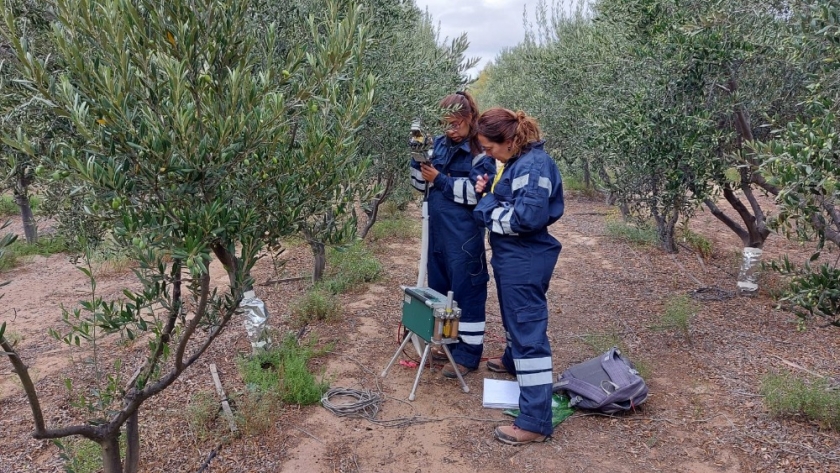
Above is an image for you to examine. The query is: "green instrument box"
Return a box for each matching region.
[401,286,447,342]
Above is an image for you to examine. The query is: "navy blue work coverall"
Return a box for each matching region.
[473,141,564,436]
[410,135,497,369]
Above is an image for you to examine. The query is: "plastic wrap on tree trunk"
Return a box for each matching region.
[241,290,271,354]
[736,247,763,295]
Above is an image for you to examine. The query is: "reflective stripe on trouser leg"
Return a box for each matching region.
[493,273,554,436]
[428,252,487,369]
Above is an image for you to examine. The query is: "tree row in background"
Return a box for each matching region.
[472,0,840,327]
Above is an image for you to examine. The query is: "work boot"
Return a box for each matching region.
[486,357,512,374]
[430,345,448,362]
[494,425,548,446]
[442,362,475,379]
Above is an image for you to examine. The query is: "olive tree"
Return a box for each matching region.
[761,0,840,326]
[0,0,56,243]
[0,1,372,472]
[354,0,476,239]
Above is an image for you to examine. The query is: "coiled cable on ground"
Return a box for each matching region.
[321,388,382,420]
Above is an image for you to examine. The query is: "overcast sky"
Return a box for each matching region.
[413,0,542,78]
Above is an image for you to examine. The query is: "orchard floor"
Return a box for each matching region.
[2,194,839,473]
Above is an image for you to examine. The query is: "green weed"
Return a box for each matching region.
[186,391,223,441]
[679,226,713,260]
[652,294,697,338]
[0,194,42,217]
[231,389,280,436]
[369,216,419,242]
[562,173,588,192]
[55,434,124,473]
[290,288,341,326]
[761,371,840,430]
[321,241,381,294]
[238,333,331,406]
[0,235,68,271]
[605,220,659,247]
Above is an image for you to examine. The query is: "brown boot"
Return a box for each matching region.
[441,362,475,379]
[494,425,548,446]
[430,345,448,362]
[486,357,511,374]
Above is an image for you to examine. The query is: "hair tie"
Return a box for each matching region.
[455,91,466,96]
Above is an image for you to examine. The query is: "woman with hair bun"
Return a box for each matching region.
[473,108,565,445]
[409,91,497,379]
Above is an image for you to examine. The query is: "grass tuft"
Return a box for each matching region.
[321,241,381,294]
[369,216,419,242]
[605,220,659,247]
[238,333,331,406]
[290,288,341,326]
[186,391,223,441]
[679,225,713,260]
[761,371,840,430]
[652,294,697,338]
[0,235,68,271]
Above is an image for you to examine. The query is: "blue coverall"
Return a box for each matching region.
[473,141,564,437]
[410,135,497,369]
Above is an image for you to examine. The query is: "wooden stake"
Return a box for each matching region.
[209,363,238,433]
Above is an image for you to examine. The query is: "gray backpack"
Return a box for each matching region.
[553,347,648,414]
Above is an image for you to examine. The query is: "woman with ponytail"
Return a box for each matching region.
[408,91,496,379]
[473,108,565,445]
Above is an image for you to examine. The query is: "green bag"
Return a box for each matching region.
[503,393,575,428]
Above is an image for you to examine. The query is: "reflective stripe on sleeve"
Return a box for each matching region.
[491,207,505,234]
[500,209,517,235]
[538,176,552,194]
[465,181,477,205]
[454,179,465,203]
[411,167,426,191]
[512,175,529,191]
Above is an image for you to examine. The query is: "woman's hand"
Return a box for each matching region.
[475,173,489,194]
[420,163,439,182]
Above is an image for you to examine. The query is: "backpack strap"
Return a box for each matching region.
[601,347,638,387]
[553,377,609,406]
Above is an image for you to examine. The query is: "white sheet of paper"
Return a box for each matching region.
[482,378,520,409]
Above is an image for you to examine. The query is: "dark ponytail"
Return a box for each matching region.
[439,90,481,156]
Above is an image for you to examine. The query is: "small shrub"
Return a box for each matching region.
[769,256,840,328]
[291,288,341,326]
[0,196,17,217]
[369,216,419,242]
[0,235,68,271]
[186,391,222,440]
[679,226,713,261]
[231,389,279,435]
[55,434,124,473]
[605,220,658,247]
[0,194,42,217]
[237,333,331,406]
[652,294,697,338]
[761,371,840,430]
[562,173,588,192]
[321,241,381,294]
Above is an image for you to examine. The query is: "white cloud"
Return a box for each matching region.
[415,0,542,77]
